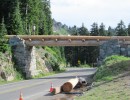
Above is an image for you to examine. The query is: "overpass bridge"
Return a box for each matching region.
[6,35,130,46]
[5,35,130,78]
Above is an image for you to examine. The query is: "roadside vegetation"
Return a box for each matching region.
[94,55,130,81]
[76,55,130,100]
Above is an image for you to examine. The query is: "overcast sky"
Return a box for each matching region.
[50,0,130,30]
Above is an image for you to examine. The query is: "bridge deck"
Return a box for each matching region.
[5,35,130,46]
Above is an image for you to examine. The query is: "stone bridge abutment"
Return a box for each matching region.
[9,36,37,78]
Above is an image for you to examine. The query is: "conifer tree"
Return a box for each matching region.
[90,22,99,36]
[78,23,89,36]
[9,0,23,35]
[107,26,113,36]
[0,17,7,36]
[39,0,48,35]
[27,0,41,35]
[70,25,78,35]
[116,20,127,36]
[0,17,8,53]
[41,0,53,35]
[99,23,107,36]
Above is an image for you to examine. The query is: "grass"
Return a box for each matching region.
[76,55,130,100]
[76,78,130,100]
[94,55,130,81]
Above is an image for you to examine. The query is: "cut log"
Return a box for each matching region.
[52,87,61,95]
[62,78,79,92]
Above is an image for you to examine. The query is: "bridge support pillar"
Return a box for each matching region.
[9,36,38,78]
[99,40,130,65]
[99,40,120,65]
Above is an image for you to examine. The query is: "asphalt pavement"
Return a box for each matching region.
[0,68,96,100]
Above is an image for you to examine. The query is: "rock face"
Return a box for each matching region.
[99,40,130,64]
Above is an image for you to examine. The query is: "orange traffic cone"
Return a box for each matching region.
[19,91,23,100]
[49,82,54,92]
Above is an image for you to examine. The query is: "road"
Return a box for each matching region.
[0,68,96,100]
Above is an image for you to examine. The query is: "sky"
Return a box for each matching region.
[50,0,130,30]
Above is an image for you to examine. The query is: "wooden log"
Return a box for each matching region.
[62,78,79,92]
[52,87,61,95]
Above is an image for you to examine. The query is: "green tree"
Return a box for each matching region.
[9,0,23,35]
[70,25,78,35]
[24,0,41,35]
[99,23,107,36]
[0,17,7,36]
[0,17,9,53]
[116,20,127,36]
[42,0,52,35]
[107,26,113,36]
[90,22,99,36]
[78,23,89,36]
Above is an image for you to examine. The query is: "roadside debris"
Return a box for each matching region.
[62,77,79,92]
[50,77,90,95]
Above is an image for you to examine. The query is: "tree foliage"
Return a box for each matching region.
[9,0,23,35]
[0,17,7,36]
[0,0,52,35]
[90,22,99,36]
[78,23,89,36]
[99,23,107,36]
[116,20,127,36]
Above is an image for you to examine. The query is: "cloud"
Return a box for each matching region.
[51,0,130,29]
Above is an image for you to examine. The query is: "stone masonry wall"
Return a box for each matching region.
[9,36,37,78]
[99,40,130,64]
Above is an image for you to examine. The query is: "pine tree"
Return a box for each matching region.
[25,0,41,35]
[0,17,7,36]
[39,0,48,35]
[78,23,89,36]
[99,23,107,36]
[41,0,53,35]
[90,22,99,36]
[116,20,127,36]
[9,0,23,35]
[70,25,78,35]
[107,26,113,36]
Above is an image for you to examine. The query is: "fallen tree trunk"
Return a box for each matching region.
[62,78,79,92]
